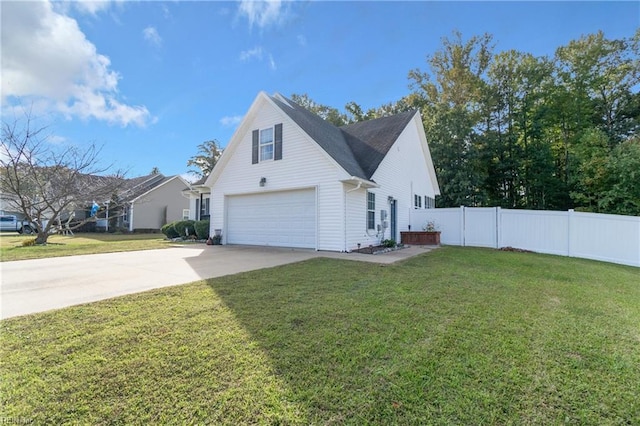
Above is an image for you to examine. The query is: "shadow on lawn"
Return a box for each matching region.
[205,256,432,423]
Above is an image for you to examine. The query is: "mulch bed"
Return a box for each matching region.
[499,246,535,253]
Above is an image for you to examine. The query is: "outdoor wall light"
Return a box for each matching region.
[259,177,267,187]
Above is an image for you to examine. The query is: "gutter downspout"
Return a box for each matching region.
[344,182,362,252]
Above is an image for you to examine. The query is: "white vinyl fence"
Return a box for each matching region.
[411,207,640,268]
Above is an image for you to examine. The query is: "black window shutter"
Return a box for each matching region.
[274,123,283,161]
[252,130,259,164]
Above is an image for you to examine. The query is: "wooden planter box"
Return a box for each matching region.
[400,231,441,245]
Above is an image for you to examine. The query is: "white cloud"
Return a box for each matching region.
[237,0,288,31]
[220,115,243,127]
[143,26,162,48]
[73,1,113,15]
[239,46,276,70]
[161,4,172,19]
[239,46,264,62]
[1,1,151,127]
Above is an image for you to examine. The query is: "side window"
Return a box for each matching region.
[414,194,422,209]
[367,192,376,229]
[182,209,190,220]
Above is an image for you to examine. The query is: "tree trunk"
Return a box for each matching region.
[35,231,49,245]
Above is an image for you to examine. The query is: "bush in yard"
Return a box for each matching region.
[382,239,397,248]
[194,220,210,240]
[161,222,181,239]
[171,220,196,238]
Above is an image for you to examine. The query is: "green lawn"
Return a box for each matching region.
[1,247,638,424]
[0,233,172,261]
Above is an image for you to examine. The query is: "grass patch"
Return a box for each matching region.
[0,233,171,261]
[1,247,639,424]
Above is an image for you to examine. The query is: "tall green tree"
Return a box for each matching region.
[187,140,223,179]
[601,135,640,215]
[409,31,494,207]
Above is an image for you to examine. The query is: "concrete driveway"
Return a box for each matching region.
[0,244,434,320]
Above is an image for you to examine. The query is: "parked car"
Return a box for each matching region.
[0,215,35,234]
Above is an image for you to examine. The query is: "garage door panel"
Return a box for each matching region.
[227,189,316,248]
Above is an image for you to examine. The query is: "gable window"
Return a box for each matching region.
[260,128,274,161]
[367,191,376,229]
[252,124,283,164]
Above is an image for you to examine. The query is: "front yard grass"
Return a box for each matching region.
[1,247,639,424]
[0,233,171,261]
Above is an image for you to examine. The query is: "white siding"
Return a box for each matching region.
[346,114,438,250]
[211,97,348,251]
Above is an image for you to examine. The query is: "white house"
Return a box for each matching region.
[204,92,440,251]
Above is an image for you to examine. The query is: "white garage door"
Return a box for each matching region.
[227,188,317,248]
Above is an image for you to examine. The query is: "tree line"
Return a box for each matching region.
[296,30,640,216]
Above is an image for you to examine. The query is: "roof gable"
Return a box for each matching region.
[340,110,416,179]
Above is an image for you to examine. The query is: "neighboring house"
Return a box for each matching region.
[182,176,211,221]
[0,192,25,218]
[204,92,440,251]
[112,173,191,232]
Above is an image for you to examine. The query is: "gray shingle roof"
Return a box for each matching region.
[269,94,415,180]
[119,173,186,201]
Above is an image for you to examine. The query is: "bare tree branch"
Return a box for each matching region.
[1,112,126,244]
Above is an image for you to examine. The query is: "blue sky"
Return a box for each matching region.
[2,1,638,180]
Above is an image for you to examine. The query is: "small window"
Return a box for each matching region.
[182,209,190,220]
[414,194,422,209]
[425,196,435,209]
[367,192,376,229]
[260,128,274,161]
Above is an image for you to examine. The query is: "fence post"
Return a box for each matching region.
[496,207,501,249]
[460,206,466,247]
[567,209,574,257]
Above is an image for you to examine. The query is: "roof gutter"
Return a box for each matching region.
[340,176,379,189]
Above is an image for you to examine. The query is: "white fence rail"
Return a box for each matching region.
[411,207,640,268]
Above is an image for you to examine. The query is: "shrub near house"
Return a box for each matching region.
[162,220,209,240]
